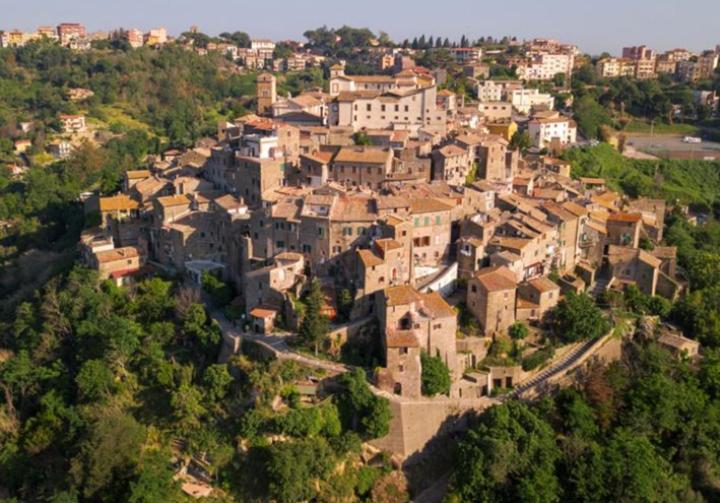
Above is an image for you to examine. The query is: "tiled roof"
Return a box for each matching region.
[99,194,139,212]
[474,266,517,292]
[126,170,151,179]
[95,246,140,264]
[358,249,384,267]
[607,212,642,223]
[385,285,421,306]
[420,291,456,319]
[334,147,391,164]
[156,194,191,208]
[409,198,454,214]
[527,276,560,293]
[386,329,420,348]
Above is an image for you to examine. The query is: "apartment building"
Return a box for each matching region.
[517,52,574,81]
[59,114,86,134]
[527,112,577,150]
[510,89,555,114]
[595,58,636,78]
[57,23,85,46]
[329,146,394,189]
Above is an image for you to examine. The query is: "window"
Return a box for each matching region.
[366,104,372,111]
[433,323,442,329]
[399,347,408,355]
[381,104,386,112]
[394,104,399,112]
[276,240,285,248]
[435,215,441,225]
[414,217,420,227]
[424,217,430,226]
[318,227,324,237]
[302,244,312,253]
[471,285,477,293]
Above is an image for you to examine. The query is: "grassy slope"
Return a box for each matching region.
[564,144,720,207]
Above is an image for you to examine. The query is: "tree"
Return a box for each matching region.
[128,450,182,503]
[263,438,336,503]
[336,368,391,439]
[509,321,529,340]
[352,131,372,146]
[219,31,250,48]
[170,383,206,433]
[71,411,146,499]
[420,352,451,396]
[450,401,561,502]
[336,288,354,322]
[573,95,612,139]
[298,279,330,355]
[509,131,532,151]
[552,292,609,343]
[203,364,233,402]
[75,359,115,402]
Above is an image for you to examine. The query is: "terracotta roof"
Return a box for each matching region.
[562,201,589,217]
[527,276,559,294]
[409,198,454,214]
[420,291,456,318]
[126,170,151,180]
[474,266,517,292]
[95,246,140,264]
[579,177,605,185]
[489,236,532,252]
[358,249,384,267]
[156,194,191,208]
[333,147,391,164]
[607,212,642,223]
[375,239,403,256]
[99,194,139,212]
[386,329,420,348]
[250,306,279,319]
[302,151,334,164]
[385,285,421,307]
[437,144,468,157]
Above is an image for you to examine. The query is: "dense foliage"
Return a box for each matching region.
[420,351,452,396]
[0,268,393,502]
[449,341,720,501]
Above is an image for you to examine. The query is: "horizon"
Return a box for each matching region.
[1,0,719,56]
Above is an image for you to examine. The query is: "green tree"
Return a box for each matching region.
[450,401,561,502]
[420,351,451,396]
[337,288,354,322]
[509,131,532,151]
[573,95,611,139]
[335,368,391,439]
[75,359,115,402]
[203,364,233,402]
[128,450,181,503]
[552,293,609,343]
[509,322,529,340]
[298,279,330,355]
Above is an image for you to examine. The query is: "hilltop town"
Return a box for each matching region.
[2,21,720,502]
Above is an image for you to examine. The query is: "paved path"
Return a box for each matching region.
[212,310,349,374]
[504,336,601,400]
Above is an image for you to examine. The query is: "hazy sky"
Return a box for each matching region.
[1,0,718,55]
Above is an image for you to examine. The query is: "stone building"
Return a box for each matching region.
[467,266,518,336]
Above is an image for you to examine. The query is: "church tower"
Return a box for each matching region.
[256,72,276,116]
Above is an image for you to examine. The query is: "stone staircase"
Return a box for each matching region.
[589,277,611,298]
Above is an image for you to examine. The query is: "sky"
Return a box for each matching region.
[1,0,719,55]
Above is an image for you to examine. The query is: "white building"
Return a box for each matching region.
[517,53,574,81]
[510,89,555,114]
[528,114,577,149]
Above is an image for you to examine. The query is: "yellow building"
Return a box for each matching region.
[486,120,518,142]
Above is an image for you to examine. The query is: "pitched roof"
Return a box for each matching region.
[385,285,421,307]
[358,249,384,267]
[527,276,560,294]
[126,170,151,180]
[95,246,140,264]
[99,194,139,212]
[333,147,391,164]
[409,198,454,214]
[386,329,420,348]
[473,266,517,292]
[420,291,456,318]
[607,212,642,223]
[156,194,191,208]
